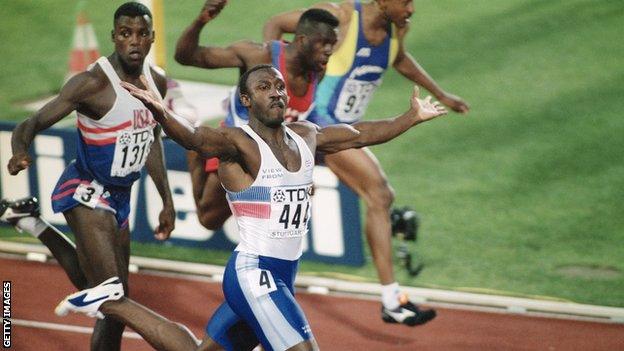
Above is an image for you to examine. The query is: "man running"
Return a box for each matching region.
[5,3,175,350]
[55,64,448,351]
[175,0,338,232]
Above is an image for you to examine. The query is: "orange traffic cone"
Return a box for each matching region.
[66,11,100,81]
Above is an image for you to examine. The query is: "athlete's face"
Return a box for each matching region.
[301,25,338,72]
[243,68,289,127]
[379,0,414,28]
[112,15,154,69]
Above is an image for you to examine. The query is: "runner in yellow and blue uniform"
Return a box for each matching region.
[311,0,398,126]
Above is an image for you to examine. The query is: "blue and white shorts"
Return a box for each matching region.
[51,161,131,229]
[209,251,313,351]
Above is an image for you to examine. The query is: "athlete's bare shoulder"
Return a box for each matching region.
[229,39,271,66]
[149,65,168,97]
[60,63,109,103]
[287,121,320,141]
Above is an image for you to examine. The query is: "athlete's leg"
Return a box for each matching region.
[187,150,231,230]
[324,147,396,285]
[38,226,88,289]
[64,206,128,351]
[101,297,202,351]
[324,148,436,325]
[1,197,88,289]
[205,302,259,351]
[223,252,317,351]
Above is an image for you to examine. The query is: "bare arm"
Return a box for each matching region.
[262,9,304,40]
[393,27,469,113]
[8,72,101,175]
[262,2,342,40]
[317,87,447,153]
[174,0,250,69]
[145,126,175,240]
[121,77,238,161]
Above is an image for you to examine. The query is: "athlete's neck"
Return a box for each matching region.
[284,43,308,81]
[365,2,390,33]
[109,53,143,81]
[248,118,287,144]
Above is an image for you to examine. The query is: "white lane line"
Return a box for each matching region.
[12,318,143,339]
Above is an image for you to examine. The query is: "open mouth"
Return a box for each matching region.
[270,102,285,110]
[128,51,142,60]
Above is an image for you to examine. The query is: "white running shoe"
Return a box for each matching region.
[55,276,124,319]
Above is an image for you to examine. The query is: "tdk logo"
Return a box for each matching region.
[356,47,371,57]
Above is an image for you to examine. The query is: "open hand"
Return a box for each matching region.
[7,153,31,175]
[120,76,166,121]
[198,0,227,24]
[410,86,448,122]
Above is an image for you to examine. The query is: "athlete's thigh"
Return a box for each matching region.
[323,147,389,196]
[204,302,259,351]
[223,252,312,351]
[63,206,123,284]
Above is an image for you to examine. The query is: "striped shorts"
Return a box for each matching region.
[51,161,131,229]
[216,251,313,351]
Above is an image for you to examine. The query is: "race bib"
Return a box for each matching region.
[246,269,277,298]
[73,180,104,209]
[335,78,380,123]
[269,185,313,238]
[110,127,154,177]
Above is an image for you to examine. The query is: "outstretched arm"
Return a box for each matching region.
[8,72,100,175]
[174,0,246,69]
[121,77,238,161]
[393,29,469,114]
[317,86,447,153]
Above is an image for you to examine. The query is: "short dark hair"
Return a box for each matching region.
[295,9,339,35]
[238,64,276,98]
[114,2,152,24]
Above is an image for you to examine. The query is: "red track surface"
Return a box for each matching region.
[2,257,624,350]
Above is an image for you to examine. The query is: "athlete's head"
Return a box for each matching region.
[294,9,339,72]
[111,2,154,70]
[239,65,289,128]
[377,0,414,28]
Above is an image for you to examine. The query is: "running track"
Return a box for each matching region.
[2,257,624,350]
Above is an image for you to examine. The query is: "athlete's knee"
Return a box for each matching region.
[362,179,395,210]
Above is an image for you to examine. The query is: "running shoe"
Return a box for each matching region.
[381,294,436,326]
[55,276,124,319]
[0,196,41,224]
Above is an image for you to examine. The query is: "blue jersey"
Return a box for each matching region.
[311,1,399,126]
[224,41,318,127]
